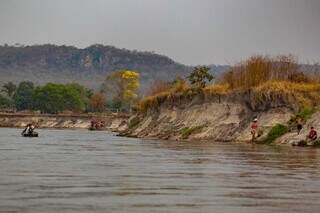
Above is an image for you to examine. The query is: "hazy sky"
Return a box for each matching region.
[0,0,319,65]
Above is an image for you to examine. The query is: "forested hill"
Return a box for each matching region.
[0,44,197,89]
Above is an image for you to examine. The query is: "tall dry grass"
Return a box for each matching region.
[137,55,320,112]
[146,80,171,96]
[137,77,191,112]
[221,55,310,89]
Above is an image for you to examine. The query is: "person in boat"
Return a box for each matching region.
[306,126,317,142]
[90,119,105,130]
[101,120,105,128]
[90,120,99,130]
[30,124,35,133]
[97,120,105,129]
[90,120,96,130]
[90,119,100,130]
[250,118,258,142]
[22,123,34,135]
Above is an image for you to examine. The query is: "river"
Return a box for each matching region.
[0,128,320,213]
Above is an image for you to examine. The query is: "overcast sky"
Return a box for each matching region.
[0,0,319,65]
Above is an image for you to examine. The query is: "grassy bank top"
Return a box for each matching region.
[137,55,320,112]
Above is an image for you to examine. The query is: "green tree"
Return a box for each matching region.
[13,81,35,111]
[65,83,92,111]
[0,94,12,109]
[102,70,140,110]
[2,82,17,98]
[62,85,85,112]
[188,66,214,89]
[33,83,85,114]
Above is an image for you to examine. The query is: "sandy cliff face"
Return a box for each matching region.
[237,108,293,142]
[128,102,245,141]
[120,99,293,143]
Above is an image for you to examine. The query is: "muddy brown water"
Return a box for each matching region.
[0,128,320,213]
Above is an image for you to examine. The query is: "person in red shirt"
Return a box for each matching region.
[307,126,317,141]
[251,118,258,142]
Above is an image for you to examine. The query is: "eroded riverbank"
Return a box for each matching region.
[0,113,129,131]
[118,92,320,146]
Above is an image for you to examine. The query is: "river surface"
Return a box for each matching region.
[0,128,320,213]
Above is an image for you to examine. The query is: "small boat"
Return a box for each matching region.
[89,120,105,131]
[22,132,39,137]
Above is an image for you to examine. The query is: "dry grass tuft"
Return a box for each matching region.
[138,81,320,112]
[146,80,171,96]
[252,81,320,109]
[203,84,231,94]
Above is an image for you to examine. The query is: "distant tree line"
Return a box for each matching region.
[0,69,140,114]
[0,66,214,114]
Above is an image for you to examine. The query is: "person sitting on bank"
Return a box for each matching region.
[297,119,303,135]
[250,118,258,142]
[307,126,317,141]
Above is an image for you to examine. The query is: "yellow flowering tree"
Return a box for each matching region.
[102,70,140,110]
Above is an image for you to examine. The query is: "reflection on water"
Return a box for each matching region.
[0,128,319,213]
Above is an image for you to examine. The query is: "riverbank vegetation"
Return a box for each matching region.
[260,124,289,144]
[137,55,320,112]
[0,70,140,114]
[101,70,140,111]
[180,125,205,139]
[2,54,320,117]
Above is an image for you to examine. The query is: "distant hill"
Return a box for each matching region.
[299,64,320,75]
[2,44,319,92]
[0,44,196,91]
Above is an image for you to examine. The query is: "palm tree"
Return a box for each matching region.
[2,82,17,98]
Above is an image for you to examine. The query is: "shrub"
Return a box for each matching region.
[295,107,315,120]
[288,107,315,126]
[261,124,288,144]
[188,66,214,89]
[180,125,204,139]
